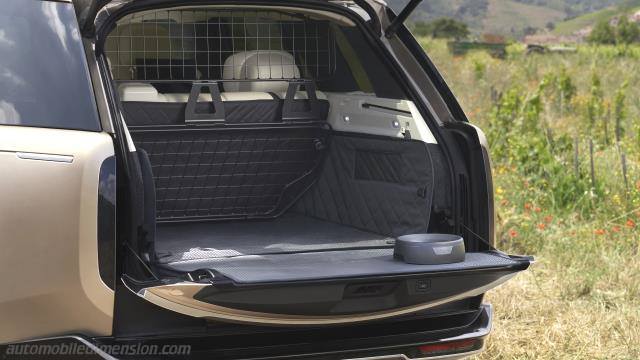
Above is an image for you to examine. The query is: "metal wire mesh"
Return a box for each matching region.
[105,9,336,82]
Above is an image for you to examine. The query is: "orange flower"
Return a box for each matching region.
[509,229,518,238]
[534,207,542,213]
[626,219,636,228]
[611,226,621,233]
[537,223,546,230]
[544,215,553,223]
[594,229,606,235]
[524,203,532,211]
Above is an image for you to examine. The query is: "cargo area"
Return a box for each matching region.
[129,123,443,273]
[99,4,531,321]
[104,6,468,277]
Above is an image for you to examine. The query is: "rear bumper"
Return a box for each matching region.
[1,305,492,359]
[342,305,491,360]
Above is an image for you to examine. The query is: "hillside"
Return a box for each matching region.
[483,0,565,37]
[553,0,640,35]
[386,0,625,38]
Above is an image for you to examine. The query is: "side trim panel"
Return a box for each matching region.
[0,126,115,343]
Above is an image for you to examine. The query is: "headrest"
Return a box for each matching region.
[222,51,301,93]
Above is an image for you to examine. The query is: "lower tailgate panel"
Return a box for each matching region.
[133,252,530,326]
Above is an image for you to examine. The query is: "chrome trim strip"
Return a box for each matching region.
[16,152,74,163]
[349,348,483,359]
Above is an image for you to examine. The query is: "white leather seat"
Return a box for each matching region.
[221,50,326,100]
[222,50,300,93]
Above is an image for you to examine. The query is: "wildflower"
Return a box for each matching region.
[611,226,621,233]
[534,207,542,213]
[626,219,636,228]
[537,223,546,230]
[496,187,504,195]
[544,215,553,223]
[524,203,532,211]
[594,229,606,235]
[509,229,518,238]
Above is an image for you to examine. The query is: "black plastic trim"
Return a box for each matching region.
[98,156,117,290]
[190,265,527,316]
[185,82,226,123]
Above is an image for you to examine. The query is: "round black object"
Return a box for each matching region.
[394,234,465,265]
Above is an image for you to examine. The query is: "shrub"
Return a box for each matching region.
[412,18,470,40]
[617,16,640,44]
[588,20,616,45]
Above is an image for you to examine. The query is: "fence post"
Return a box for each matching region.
[603,108,610,146]
[574,136,580,178]
[589,139,596,189]
[621,151,629,193]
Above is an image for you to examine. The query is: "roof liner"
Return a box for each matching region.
[75,0,382,37]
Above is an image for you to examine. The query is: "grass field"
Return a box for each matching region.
[418,39,640,359]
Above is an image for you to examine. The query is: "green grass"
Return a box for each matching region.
[419,38,640,359]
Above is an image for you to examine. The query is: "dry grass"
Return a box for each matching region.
[477,255,640,359]
[415,38,640,359]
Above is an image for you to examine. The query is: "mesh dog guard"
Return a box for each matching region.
[104,8,336,82]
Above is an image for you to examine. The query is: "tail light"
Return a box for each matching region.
[417,338,481,356]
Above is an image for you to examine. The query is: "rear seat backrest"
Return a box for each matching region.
[119,83,167,102]
[117,50,328,126]
[118,83,275,102]
[222,51,300,93]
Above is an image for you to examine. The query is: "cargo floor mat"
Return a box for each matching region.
[155,213,394,264]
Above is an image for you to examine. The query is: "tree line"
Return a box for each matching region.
[589,16,640,45]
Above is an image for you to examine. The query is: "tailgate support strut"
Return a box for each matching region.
[385,0,424,38]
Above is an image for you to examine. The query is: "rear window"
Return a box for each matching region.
[0,0,100,131]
